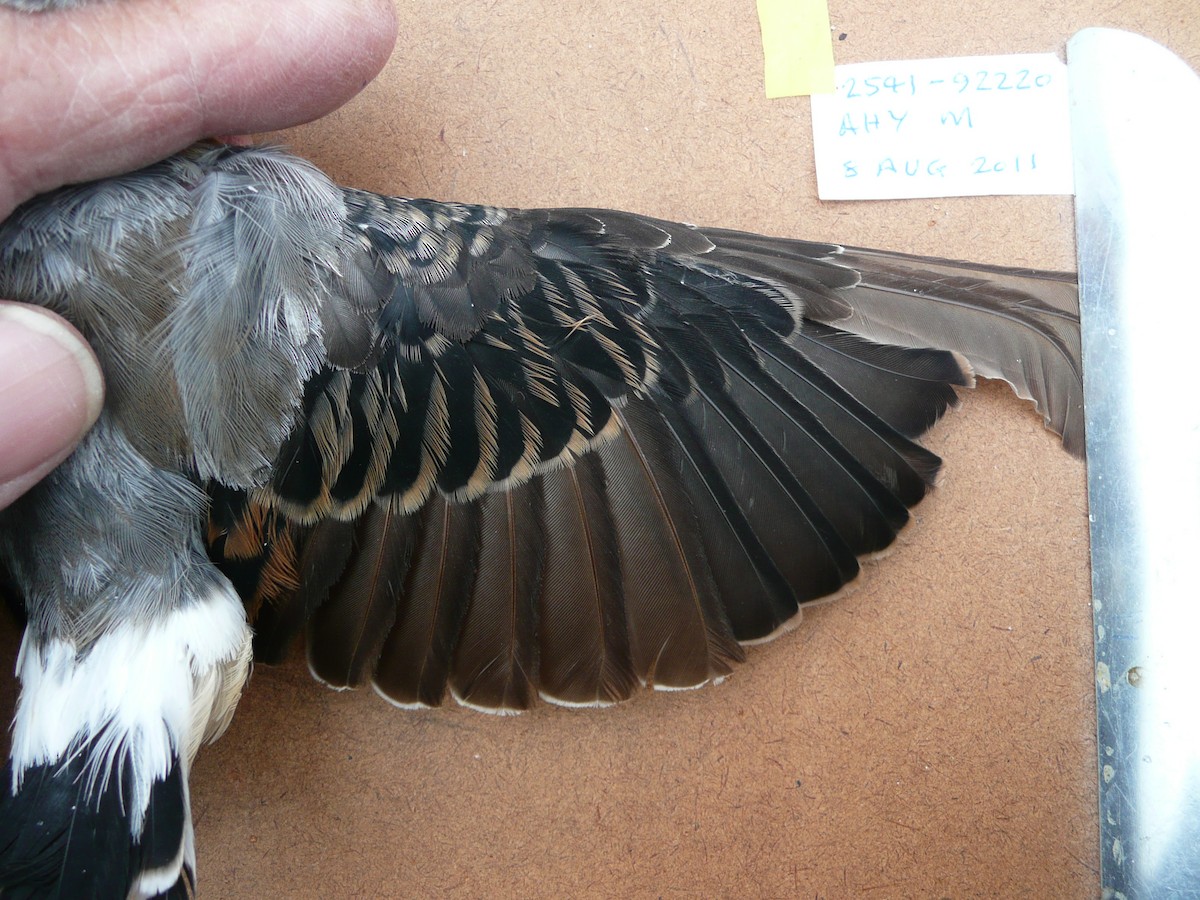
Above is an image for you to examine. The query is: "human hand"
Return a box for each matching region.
[0,0,398,510]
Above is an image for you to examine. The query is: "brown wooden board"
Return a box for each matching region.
[5,1,1197,896]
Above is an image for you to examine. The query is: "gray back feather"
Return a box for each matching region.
[0,145,358,486]
[0,0,97,9]
[170,147,347,483]
[1,416,219,645]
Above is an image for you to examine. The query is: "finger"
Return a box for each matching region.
[0,302,104,510]
[0,0,398,218]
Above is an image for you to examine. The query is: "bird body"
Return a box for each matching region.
[0,142,1082,896]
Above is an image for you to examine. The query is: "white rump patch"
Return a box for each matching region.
[9,581,252,843]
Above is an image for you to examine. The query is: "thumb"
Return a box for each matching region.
[0,302,103,510]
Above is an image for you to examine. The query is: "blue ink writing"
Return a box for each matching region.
[972,154,1037,174]
[875,158,946,178]
[940,108,973,128]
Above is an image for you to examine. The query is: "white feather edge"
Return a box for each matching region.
[130,829,190,900]
[9,581,251,851]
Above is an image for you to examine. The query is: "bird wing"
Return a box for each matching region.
[200,161,1079,713]
[0,140,1082,900]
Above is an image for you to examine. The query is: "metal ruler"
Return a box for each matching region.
[1070,27,1200,898]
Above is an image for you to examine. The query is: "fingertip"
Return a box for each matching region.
[0,303,104,510]
[1,0,400,215]
[216,0,399,134]
[352,0,400,65]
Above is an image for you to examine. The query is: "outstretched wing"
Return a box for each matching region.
[0,139,1081,900]
[207,184,1078,713]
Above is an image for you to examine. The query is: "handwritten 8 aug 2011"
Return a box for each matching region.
[810,54,1074,200]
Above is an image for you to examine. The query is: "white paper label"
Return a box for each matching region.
[810,53,1073,200]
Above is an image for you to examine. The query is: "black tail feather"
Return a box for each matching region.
[0,745,193,899]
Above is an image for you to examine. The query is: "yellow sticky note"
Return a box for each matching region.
[756,0,836,98]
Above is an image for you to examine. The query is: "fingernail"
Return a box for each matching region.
[0,303,104,504]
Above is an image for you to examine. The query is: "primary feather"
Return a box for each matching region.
[0,142,1082,896]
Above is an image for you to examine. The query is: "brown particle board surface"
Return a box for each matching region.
[4,1,1198,897]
